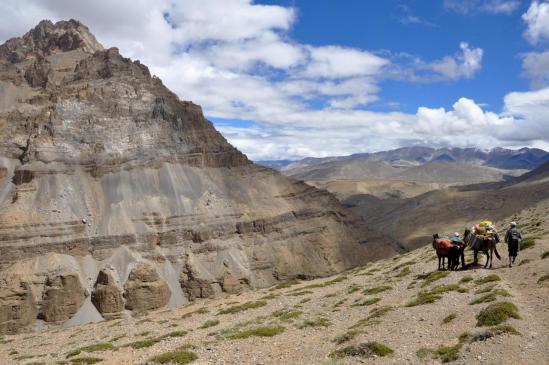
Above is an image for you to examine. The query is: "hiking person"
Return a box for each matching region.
[504,222,522,267]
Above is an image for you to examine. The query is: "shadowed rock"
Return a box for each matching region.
[124,263,170,312]
[91,268,124,319]
[38,273,85,322]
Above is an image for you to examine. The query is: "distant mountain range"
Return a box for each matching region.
[257,147,549,172]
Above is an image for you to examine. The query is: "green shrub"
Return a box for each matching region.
[474,284,497,294]
[470,293,497,305]
[476,302,520,326]
[69,358,103,365]
[332,330,359,344]
[329,341,393,359]
[66,343,114,358]
[150,349,198,364]
[218,301,267,315]
[416,348,431,359]
[395,267,411,278]
[125,338,161,349]
[433,344,462,363]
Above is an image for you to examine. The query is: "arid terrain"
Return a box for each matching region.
[0,200,547,364]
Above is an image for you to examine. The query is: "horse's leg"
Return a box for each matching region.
[473,250,478,265]
[484,250,489,269]
[438,255,441,270]
[461,250,466,269]
[489,248,493,269]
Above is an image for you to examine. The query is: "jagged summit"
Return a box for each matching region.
[0,19,103,62]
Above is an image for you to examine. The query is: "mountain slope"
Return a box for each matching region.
[0,203,546,364]
[0,20,388,334]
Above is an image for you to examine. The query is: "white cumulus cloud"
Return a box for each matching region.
[523,1,549,44]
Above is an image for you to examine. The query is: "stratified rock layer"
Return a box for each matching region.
[0,20,390,333]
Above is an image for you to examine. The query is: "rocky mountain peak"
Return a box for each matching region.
[0,19,103,63]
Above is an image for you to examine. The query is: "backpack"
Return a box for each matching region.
[509,228,520,240]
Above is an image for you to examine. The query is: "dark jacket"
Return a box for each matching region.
[505,227,522,243]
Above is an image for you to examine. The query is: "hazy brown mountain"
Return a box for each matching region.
[0,20,390,334]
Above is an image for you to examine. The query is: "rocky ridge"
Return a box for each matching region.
[0,20,387,334]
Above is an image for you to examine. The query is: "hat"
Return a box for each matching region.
[454,232,460,237]
[510,221,517,227]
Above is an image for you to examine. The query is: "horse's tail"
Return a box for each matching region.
[494,246,501,260]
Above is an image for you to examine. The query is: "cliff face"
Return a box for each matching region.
[0,20,386,333]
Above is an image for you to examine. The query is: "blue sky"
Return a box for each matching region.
[1,0,548,160]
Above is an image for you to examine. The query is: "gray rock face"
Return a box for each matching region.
[91,269,124,318]
[0,20,386,333]
[124,264,170,312]
[38,273,85,322]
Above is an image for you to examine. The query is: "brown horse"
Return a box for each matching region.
[463,229,501,269]
[432,234,463,270]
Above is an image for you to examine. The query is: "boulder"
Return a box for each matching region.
[38,273,85,322]
[124,263,170,312]
[179,262,217,300]
[0,275,37,334]
[91,268,124,319]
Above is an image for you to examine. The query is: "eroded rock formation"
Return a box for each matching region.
[0,19,391,333]
[91,268,124,319]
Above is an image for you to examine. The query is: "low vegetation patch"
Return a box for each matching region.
[225,325,285,339]
[332,330,359,344]
[474,284,497,294]
[329,341,393,359]
[520,237,537,250]
[199,319,219,329]
[459,276,473,283]
[395,267,411,278]
[298,317,332,328]
[442,313,456,324]
[125,338,161,349]
[538,274,549,284]
[459,324,520,344]
[270,279,300,290]
[406,291,442,307]
[150,348,198,364]
[432,344,462,363]
[288,290,313,297]
[271,309,302,321]
[470,293,496,305]
[362,285,392,295]
[474,275,501,285]
[419,271,449,287]
[351,297,381,307]
[218,301,267,315]
[541,251,549,259]
[158,330,188,339]
[518,259,531,266]
[68,357,103,365]
[367,306,394,320]
[476,302,520,326]
[66,343,114,358]
[430,283,467,294]
[392,260,416,271]
[347,284,361,293]
[181,307,209,319]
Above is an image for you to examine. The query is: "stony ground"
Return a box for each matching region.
[1,204,548,365]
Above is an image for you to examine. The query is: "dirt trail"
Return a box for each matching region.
[0,205,548,365]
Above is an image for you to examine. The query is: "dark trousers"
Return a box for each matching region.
[508,240,518,257]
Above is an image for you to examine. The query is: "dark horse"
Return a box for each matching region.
[463,229,501,269]
[432,234,465,271]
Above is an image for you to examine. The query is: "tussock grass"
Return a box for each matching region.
[519,259,531,266]
[351,297,381,307]
[66,343,114,358]
[433,344,461,363]
[474,284,497,294]
[271,309,302,321]
[181,307,209,319]
[199,320,219,329]
[406,291,442,307]
[288,290,313,297]
[329,342,393,359]
[392,260,416,271]
[298,317,332,328]
[347,284,361,293]
[271,279,301,290]
[150,348,198,364]
[292,276,349,291]
[218,301,267,315]
[332,330,359,344]
[362,285,392,295]
[260,293,278,300]
[474,275,501,285]
[459,276,473,283]
[69,357,103,364]
[419,271,449,287]
[367,306,393,320]
[470,293,496,305]
[429,284,467,294]
[541,251,549,259]
[460,324,520,344]
[125,338,161,349]
[476,302,520,326]
[158,330,187,339]
[442,313,456,324]
[538,274,549,284]
[395,267,411,278]
[521,237,537,250]
[225,325,285,339]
